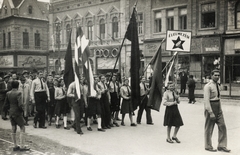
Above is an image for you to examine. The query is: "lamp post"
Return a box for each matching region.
[55,21,61,73]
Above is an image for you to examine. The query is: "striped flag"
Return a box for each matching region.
[164,52,178,87]
[76,27,96,97]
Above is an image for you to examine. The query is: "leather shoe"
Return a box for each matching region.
[13,146,20,151]
[77,131,84,135]
[217,147,231,152]
[39,126,47,129]
[147,122,154,125]
[33,124,37,128]
[137,122,141,124]
[130,123,137,126]
[97,128,105,132]
[20,146,30,151]
[205,148,217,152]
[166,139,174,143]
[121,122,125,126]
[172,137,180,143]
[113,122,119,127]
[87,127,92,131]
[64,127,70,130]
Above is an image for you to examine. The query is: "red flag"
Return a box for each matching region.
[126,7,140,111]
[147,45,163,111]
[63,30,74,88]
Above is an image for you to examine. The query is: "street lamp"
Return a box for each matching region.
[55,21,61,74]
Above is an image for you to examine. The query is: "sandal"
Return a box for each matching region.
[172,137,181,143]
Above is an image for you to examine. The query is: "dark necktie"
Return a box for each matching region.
[143,83,146,91]
[113,82,116,92]
[216,83,220,98]
[172,91,175,101]
[62,88,65,95]
[40,78,44,90]
[103,82,106,89]
[126,86,130,96]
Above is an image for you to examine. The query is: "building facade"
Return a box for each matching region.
[0,0,49,74]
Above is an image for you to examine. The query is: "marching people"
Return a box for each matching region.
[83,78,105,132]
[108,74,120,127]
[55,79,69,129]
[136,77,153,125]
[30,70,50,129]
[46,75,55,126]
[203,69,230,152]
[0,74,10,120]
[161,81,183,143]
[18,76,31,126]
[187,75,196,104]
[98,75,112,129]
[120,78,137,127]
[67,81,84,135]
[3,80,30,151]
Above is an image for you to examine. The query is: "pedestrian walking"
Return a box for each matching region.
[18,76,30,126]
[0,74,10,120]
[187,75,196,104]
[30,70,49,129]
[179,71,188,94]
[203,69,231,152]
[3,80,30,151]
[162,81,183,143]
[120,78,137,127]
[67,81,84,135]
[136,77,153,125]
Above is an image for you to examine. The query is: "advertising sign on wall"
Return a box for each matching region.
[0,55,14,67]
[18,55,47,68]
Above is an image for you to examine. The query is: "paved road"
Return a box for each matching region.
[0,97,240,155]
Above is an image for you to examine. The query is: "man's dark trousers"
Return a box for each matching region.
[34,92,47,127]
[137,96,152,124]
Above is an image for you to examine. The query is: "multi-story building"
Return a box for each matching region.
[49,0,240,88]
[0,0,49,74]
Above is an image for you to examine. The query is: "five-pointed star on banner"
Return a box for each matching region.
[172,36,185,50]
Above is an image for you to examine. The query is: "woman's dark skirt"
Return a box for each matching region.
[86,97,101,117]
[110,92,120,112]
[163,105,183,127]
[121,99,133,114]
[55,97,69,116]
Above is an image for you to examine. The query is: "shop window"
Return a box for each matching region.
[112,17,118,39]
[201,3,216,28]
[23,30,29,49]
[3,31,6,48]
[100,19,105,39]
[87,21,93,40]
[154,11,162,33]
[167,10,174,30]
[35,31,40,49]
[235,1,240,29]
[8,32,11,47]
[179,8,187,30]
[203,55,219,80]
[137,13,143,34]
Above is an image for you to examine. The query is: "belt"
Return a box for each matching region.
[210,100,220,102]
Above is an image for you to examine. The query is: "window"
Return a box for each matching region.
[35,31,40,48]
[3,31,6,48]
[179,8,187,30]
[23,30,29,48]
[28,5,32,14]
[99,19,105,39]
[201,3,216,28]
[154,11,162,33]
[167,10,174,30]
[66,24,71,42]
[4,5,7,14]
[112,17,118,38]
[236,2,240,28]
[8,32,11,47]
[137,13,143,34]
[87,21,93,40]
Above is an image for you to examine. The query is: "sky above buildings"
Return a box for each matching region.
[0,0,50,6]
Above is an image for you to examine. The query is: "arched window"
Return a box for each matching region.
[66,24,71,42]
[28,5,33,14]
[112,17,118,39]
[87,21,93,40]
[236,1,240,29]
[100,19,105,39]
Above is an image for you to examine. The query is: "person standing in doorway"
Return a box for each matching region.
[204,69,231,152]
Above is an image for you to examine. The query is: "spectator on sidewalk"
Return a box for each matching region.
[161,81,183,144]
[204,69,231,152]
[0,74,10,120]
[3,80,30,151]
[187,75,196,104]
[179,71,188,94]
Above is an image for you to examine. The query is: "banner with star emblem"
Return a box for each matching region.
[166,30,192,52]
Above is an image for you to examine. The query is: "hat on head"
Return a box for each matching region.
[3,74,10,79]
[22,70,29,75]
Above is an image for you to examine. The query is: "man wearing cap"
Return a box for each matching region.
[30,70,50,129]
[0,74,10,120]
[204,69,230,152]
